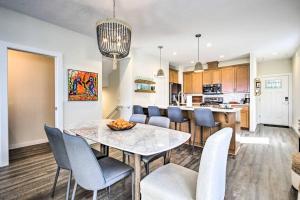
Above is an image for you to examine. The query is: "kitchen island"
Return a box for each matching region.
[142,105,242,157]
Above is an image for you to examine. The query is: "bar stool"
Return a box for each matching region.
[167,107,191,143]
[133,105,144,114]
[148,106,161,117]
[192,108,221,154]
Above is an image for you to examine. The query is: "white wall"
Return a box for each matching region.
[249,53,258,132]
[131,49,169,107]
[0,7,102,130]
[292,47,300,134]
[257,58,292,76]
[117,49,169,119]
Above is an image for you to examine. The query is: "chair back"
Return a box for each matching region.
[62,132,106,190]
[196,128,232,200]
[148,106,161,117]
[129,114,147,124]
[167,107,184,123]
[194,108,215,127]
[133,105,144,114]
[148,116,170,128]
[44,125,70,170]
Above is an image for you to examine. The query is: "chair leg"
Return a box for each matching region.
[71,181,77,200]
[66,170,72,200]
[51,166,60,197]
[131,172,135,200]
[192,126,197,154]
[122,151,126,163]
[144,162,150,175]
[93,190,97,200]
[200,126,204,146]
[188,121,191,145]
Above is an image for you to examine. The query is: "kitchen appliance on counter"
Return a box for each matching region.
[201,97,224,106]
[203,84,222,95]
[169,83,182,105]
[244,94,250,104]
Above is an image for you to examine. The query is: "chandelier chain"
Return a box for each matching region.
[113,0,116,18]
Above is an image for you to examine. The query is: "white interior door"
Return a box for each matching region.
[260,75,289,126]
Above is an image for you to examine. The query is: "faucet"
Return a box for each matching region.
[176,91,186,106]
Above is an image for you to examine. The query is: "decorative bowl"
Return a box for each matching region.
[107,121,136,131]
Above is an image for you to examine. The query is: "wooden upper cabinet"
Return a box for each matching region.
[235,65,249,92]
[211,70,221,84]
[192,72,203,94]
[221,67,235,93]
[169,69,178,83]
[203,70,212,85]
[183,72,193,93]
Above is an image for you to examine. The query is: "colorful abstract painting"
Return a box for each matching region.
[68,69,98,101]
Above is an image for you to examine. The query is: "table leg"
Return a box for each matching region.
[134,153,141,200]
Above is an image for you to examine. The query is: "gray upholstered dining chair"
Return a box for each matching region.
[141,128,233,200]
[62,132,134,200]
[133,105,144,114]
[44,125,106,199]
[148,106,161,118]
[142,116,171,174]
[192,108,221,153]
[129,114,147,124]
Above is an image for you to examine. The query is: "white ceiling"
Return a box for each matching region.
[0,0,299,66]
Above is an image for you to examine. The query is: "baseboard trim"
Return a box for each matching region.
[293,125,300,136]
[9,139,49,150]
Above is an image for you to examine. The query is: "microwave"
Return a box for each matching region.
[203,84,222,95]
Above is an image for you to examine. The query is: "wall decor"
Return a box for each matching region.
[68,69,98,101]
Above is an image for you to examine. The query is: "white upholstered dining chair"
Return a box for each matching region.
[140,127,233,200]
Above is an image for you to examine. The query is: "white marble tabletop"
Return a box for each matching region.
[64,120,190,156]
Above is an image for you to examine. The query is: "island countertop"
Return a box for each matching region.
[141,105,242,113]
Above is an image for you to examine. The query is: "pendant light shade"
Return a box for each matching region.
[194,34,203,72]
[96,0,131,70]
[156,46,165,77]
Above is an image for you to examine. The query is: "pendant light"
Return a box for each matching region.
[194,34,203,72]
[156,46,165,77]
[96,0,132,70]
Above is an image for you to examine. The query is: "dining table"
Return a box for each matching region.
[64,119,191,200]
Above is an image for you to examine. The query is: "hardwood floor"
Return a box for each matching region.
[0,125,298,200]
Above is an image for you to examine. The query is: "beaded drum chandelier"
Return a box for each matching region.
[96,0,132,69]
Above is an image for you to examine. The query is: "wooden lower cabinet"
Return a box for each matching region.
[232,105,249,129]
[240,106,249,129]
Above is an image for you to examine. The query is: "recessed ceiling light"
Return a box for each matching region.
[206,43,212,47]
[272,52,278,55]
[220,55,225,58]
[190,61,195,64]
[173,52,177,55]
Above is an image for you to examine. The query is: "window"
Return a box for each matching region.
[265,79,282,89]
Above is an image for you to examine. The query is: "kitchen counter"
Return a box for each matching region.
[142,105,242,113]
[141,105,241,157]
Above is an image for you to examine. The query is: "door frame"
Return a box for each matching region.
[0,41,63,167]
[257,73,292,127]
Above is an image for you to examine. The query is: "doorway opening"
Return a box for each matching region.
[8,49,55,149]
[0,42,63,167]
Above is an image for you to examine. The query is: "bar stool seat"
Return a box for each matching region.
[192,108,221,154]
[167,107,191,145]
